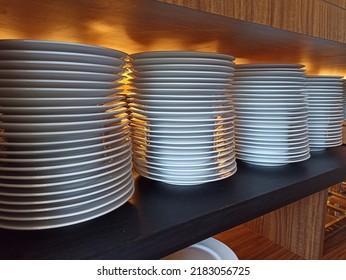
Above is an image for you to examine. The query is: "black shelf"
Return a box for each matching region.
[1,146,346,259]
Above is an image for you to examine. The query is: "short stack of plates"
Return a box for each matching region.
[305,75,344,151]
[0,40,134,230]
[128,51,237,185]
[232,64,310,166]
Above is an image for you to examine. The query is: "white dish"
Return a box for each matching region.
[0,116,127,132]
[132,81,231,89]
[132,70,233,79]
[131,51,235,61]
[162,238,238,260]
[133,64,234,73]
[0,175,133,212]
[0,79,117,88]
[236,64,304,69]
[0,137,129,160]
[0,181,133,221]
[0,70,121,81]
[0,160,133,189]
[0,39,126,58]
[0,87,121,98]
[132,88,231,95]
[0,60,125,72]
[0,104,124,114]
[0,128,129,149]
[1,121,130,141]
[129,94,231,101]
[0,152,132,180]
[0,111,124,123]
[131,57,235,66]
[0,50,124,66]
[0,171,133,204]
[0,186,133,230]
[132,77,231,83]
[130,98,230,106]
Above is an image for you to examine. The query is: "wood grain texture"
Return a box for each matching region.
[323,226,346,259]
[214,225,305,260]
[245,189,328,259]
[0,0,345,76]
[158,0,346,43]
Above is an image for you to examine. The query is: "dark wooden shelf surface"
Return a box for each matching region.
[1,146,346,259]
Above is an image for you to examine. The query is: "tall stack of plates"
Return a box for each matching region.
[305,75,344,151]
[343,79,346,121]
[0,40,134,230]
[232,64,310,166]
[128,51,237,185]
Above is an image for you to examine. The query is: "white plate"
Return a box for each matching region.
[162,238,238,260]
[0,186,133,230]
[0,152,132,180]
[233,75,305,80]
[0,171,133,205]
[0,79,117,88]
[0,160,133,189]
[0,60,125,72]
[0,141,131,166]
[0,103,125,114]
[0,50,124,66]
[131,51,235,61]
[133,64,234,73]
[232,80,305,85]
[135,163,237,186]
[0,181,133,220]
[1,121,130,141]
[132,88,231,95]
[132,82,231,89]
[131,57,235,67]
[0,110,124,123]
[129,94,231,102]
[131,106,233,117]
[234,70,305,76]
[0,96,122,107]
[132,70,233,79]
[0,127,129,147]
[236,152,310,166]
[236,64,304,69]
[0,137,129,160]
[0,88,121,98]
[0,39,126,58]
[0,174,133,212]
[0,116,127,132]
[0,70,122,81]
[131,77,231,83]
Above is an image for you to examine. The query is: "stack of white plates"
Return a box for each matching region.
[305,75,344,151]
[343,79,346,120]
[162,238,238,260]
[0,40,134,230]
[129,51,237,185]
[232,64,310,166]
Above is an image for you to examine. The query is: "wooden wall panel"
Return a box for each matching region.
[245,189,328,259]
[159,0,346,43]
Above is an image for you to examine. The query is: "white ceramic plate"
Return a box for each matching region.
[0,79,117,88]
[0,70,122,81]
[131,51,235,61]
[162,238,238,260]
[132,70,233,78]
[132,77,231,83]
[0,39,126,58]
[132,81,231,89]
[0,116,127,132]
[133,64,234,73]
[1,121,130,141]
[131,57,235,67]
[0,186,134,230]
[0,88,121,98]
[0,110,124,123]
[0,60,125,72]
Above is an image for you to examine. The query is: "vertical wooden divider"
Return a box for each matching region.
[245,189,328,259]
